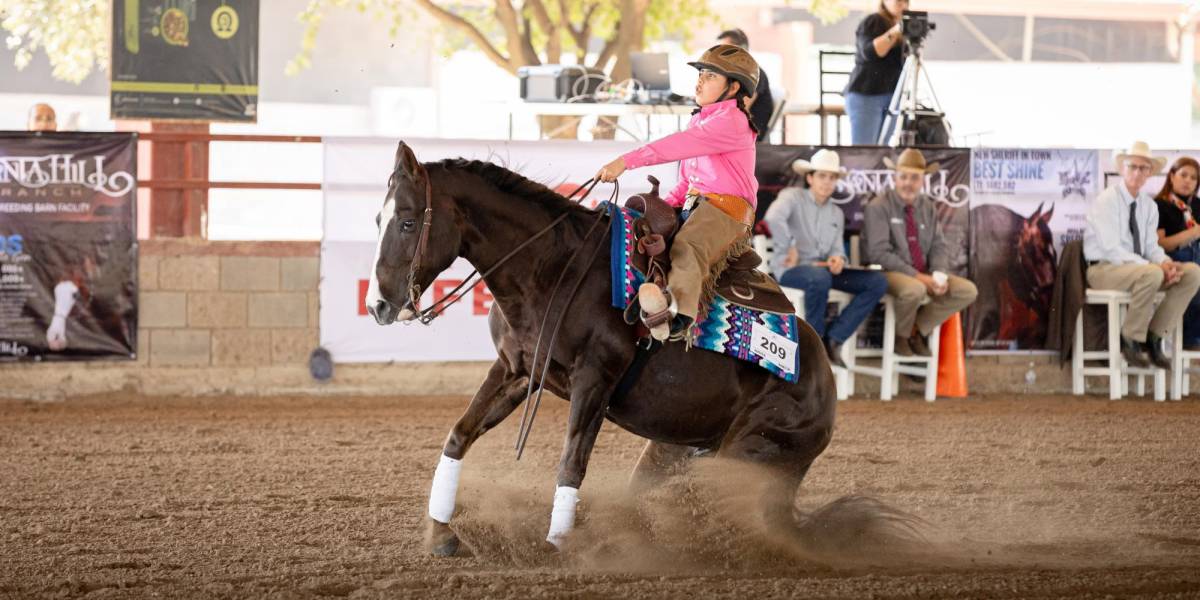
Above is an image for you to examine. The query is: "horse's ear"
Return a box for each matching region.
[1029,202,1043,220]
[395,141,422,176]
[1040,203,1055,223]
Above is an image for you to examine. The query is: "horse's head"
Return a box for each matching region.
[1017,202,1057,304]
[365,142,462,325]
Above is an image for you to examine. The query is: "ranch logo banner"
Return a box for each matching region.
[756,145,972,277]
[0,132,138,361]
[111,0,259,122]
[321,137,677,363]
[967,148,1099,351]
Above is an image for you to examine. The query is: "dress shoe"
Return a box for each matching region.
[824,337,846,368]
[1120,336,1150,368]
[894,335,915,357]
[1144,334,1172,370]
[907,332,932,357]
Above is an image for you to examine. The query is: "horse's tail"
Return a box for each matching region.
[789,494,938,567]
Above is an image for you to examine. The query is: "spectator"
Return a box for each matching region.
[717,28,775,142]
[1085,143,1200,368]
[845,0,908,145]
[863,148,977,356]
[27,103,57,132]
[1154,156,1200,350]
[765,149,888,366]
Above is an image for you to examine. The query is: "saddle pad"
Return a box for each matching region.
[608,204,802,382]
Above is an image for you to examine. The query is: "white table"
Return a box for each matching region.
[506,101,696,141]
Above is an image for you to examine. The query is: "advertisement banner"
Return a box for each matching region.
[967,148,1099,351]
[756,145,972,276]
[0,133,138,361]
[111,0,259,122]
[321,137,677,363]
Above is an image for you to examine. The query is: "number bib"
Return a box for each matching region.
[751,321,798,375]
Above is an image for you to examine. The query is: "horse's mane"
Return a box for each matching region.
[427,158,592,215]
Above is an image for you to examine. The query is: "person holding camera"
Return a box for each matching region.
[845,0,909,145]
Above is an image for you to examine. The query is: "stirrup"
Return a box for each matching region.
[637,283,676,341]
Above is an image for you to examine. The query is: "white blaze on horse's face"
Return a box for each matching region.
[366,197,396,321]
[46,280,79,351]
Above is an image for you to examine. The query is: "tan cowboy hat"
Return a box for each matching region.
[1114,141,1167,174]
[791,149,847,177]
[884,148,939,175]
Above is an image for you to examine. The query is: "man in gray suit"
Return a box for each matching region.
[863,148,978,356]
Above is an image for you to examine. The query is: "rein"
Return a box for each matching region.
[389,164,617,461]
[404,173,602,324]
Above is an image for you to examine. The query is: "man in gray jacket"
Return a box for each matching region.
[863,148,978,356]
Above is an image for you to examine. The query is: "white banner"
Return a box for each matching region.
[320,137,678,363]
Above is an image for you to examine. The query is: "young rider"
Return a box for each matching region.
[596,44,761,341]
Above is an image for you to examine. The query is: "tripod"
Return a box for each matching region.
[877,43,950,146]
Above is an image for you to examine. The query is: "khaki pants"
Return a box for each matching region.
[668,200,750,321]
[1086,262,1200,341]
[885,272,978,336]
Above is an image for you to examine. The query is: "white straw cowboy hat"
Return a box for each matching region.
[791,149,848,177]
[1114,141,1167,175]
[884,148,939,175]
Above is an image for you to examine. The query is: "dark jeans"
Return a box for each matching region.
[1169,243,1200,345]
[779,265,889,343]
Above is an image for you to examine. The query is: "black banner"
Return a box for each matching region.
[111,0,259,122]
[0,133,138,361]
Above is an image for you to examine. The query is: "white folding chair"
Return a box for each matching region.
[1170,318,1199,400]
[840,295,941,402]
[1071,289,1166,401]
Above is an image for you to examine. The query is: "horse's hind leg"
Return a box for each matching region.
[425,359,528,556]
[629,440,695,493]
[717,383,835,533]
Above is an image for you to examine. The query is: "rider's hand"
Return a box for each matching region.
[827,255,845,275]
[596,157,627,183]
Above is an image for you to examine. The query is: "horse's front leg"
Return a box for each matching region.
[425,359,528,556]
[546,363,618,548]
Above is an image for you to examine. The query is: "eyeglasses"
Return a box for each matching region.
[1126,163,1152,174]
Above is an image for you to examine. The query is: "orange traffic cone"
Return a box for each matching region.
[936,312,968,398]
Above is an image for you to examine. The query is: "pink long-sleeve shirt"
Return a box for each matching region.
[620,98,758,209]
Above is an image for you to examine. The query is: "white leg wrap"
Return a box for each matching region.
[546,486,579,548]
[427,454,462,523]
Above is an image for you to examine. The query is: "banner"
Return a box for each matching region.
[321,138,677,363]
[756,145,972,276]
[967,148,1099,351]
[0,133,138,361]
[111,0,259,122]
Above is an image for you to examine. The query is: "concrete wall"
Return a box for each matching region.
[0,239,491,400]
[0,239,1193,401]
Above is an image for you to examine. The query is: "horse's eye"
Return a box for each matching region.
[400,219,417,232]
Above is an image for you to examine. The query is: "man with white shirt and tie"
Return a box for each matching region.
[1084,141,1200,369]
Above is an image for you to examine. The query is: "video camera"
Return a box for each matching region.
[901,10,935,48]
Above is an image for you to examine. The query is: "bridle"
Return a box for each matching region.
[392,164,608,326]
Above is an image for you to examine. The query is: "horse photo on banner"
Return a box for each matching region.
[0,132,138,361]
[967,149,1099,351]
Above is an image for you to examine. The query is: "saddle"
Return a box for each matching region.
[624,178,795,317]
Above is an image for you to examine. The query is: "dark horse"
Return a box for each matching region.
[367,143,836,555]
[968,203,1057,349]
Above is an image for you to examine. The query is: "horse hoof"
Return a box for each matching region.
[425,518,460,557]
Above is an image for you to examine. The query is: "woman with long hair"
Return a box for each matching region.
[845,0,909,145]
[1154,156,1200,350]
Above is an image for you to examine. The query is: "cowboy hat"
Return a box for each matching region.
[883,148,939,175]
[791,149,848,177]
[1114,141,1167,175]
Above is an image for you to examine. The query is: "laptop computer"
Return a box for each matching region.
[630,52,672,92]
